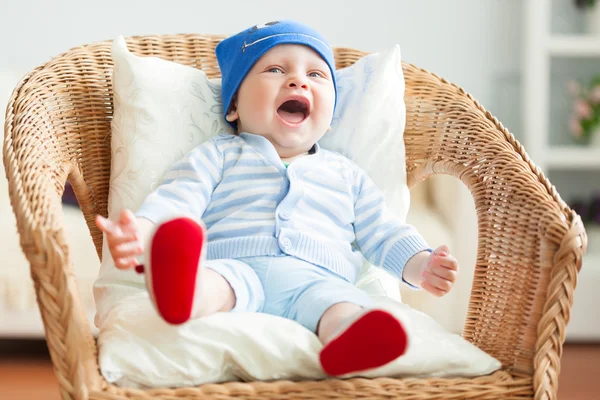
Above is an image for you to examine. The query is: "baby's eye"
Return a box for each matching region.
[267,67,283,74]
[308,71,324,78]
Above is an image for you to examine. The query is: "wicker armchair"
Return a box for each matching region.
[3,34,587,400]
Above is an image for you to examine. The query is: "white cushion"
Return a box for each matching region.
[319,44,410,222]
[99,292,500,388]
[96,35,501,385]
[94,35,233,303]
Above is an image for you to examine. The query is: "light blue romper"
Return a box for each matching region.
[205,255,373,333]
[136,133,431,333]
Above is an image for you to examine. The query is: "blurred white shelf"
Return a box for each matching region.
[548,35,600,57]
[544,146,600,169]
[566,250,600,341]
[524,0,600,342]
[566,225,600,341]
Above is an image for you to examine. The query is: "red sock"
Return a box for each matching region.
[319,309,408,376]
[146,217,205,325]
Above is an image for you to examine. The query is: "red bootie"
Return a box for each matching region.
[319,309,408,376]
[143,217,206,325]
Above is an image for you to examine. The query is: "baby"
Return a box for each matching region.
[95,20,459,376]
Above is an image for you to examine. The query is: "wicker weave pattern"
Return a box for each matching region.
[3,34,587,400]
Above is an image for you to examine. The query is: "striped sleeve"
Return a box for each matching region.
[352,166,431,285]
[135,139,223,224]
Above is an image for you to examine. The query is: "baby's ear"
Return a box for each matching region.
[225,95,239,122]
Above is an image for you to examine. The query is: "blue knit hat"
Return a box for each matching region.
[216,20,337,126]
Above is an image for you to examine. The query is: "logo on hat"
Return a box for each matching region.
[242,21,281,52]
[248,21,280,33]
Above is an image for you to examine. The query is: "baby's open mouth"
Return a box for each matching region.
[277,99,309,124]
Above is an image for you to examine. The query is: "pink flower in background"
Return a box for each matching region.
[567,77,600,142]
[569,116,583,137]
[574,99,592,119]
[568,80,581,96]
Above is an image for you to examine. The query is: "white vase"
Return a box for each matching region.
[584,4,600,35]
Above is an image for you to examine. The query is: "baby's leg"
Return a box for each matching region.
[317,302,363,344]
[264,258,408,376]
[142,217,263,324]
[318,303,408,376]
[192,268,236,317]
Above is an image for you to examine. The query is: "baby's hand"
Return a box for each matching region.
[95,209,143,270]
[420,245,459,297]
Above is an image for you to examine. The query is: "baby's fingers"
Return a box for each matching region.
[421,281,447,298]
[441,255,459,271]
[430,254,459,271]
[120,209,139,234]
[433,245,449,257]
[112,241,144,261]
[114,256,138,270]
[107,231,139,248]
[428,263,458,283]
[95,215,116,234]
[422,270,452,294]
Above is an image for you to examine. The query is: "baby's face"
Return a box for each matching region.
[226,44,335,158]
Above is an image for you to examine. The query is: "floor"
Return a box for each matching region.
[0,340,598,399]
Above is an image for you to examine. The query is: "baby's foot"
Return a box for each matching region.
[144,217,206,324]
[319,309,408,376]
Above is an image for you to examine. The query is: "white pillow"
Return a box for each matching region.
[320,44,410,221]
[94,35,233,306]
[99,291,501,388]
[94,35,408,320]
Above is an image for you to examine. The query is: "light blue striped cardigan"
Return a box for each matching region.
[136,132,430,285]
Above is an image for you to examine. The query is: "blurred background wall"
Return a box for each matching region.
[1,0,598,341]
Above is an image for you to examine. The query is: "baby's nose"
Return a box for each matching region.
[287,75,308,89]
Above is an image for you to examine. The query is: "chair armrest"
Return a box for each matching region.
[402,62,587,398]
[3,69,103,394]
